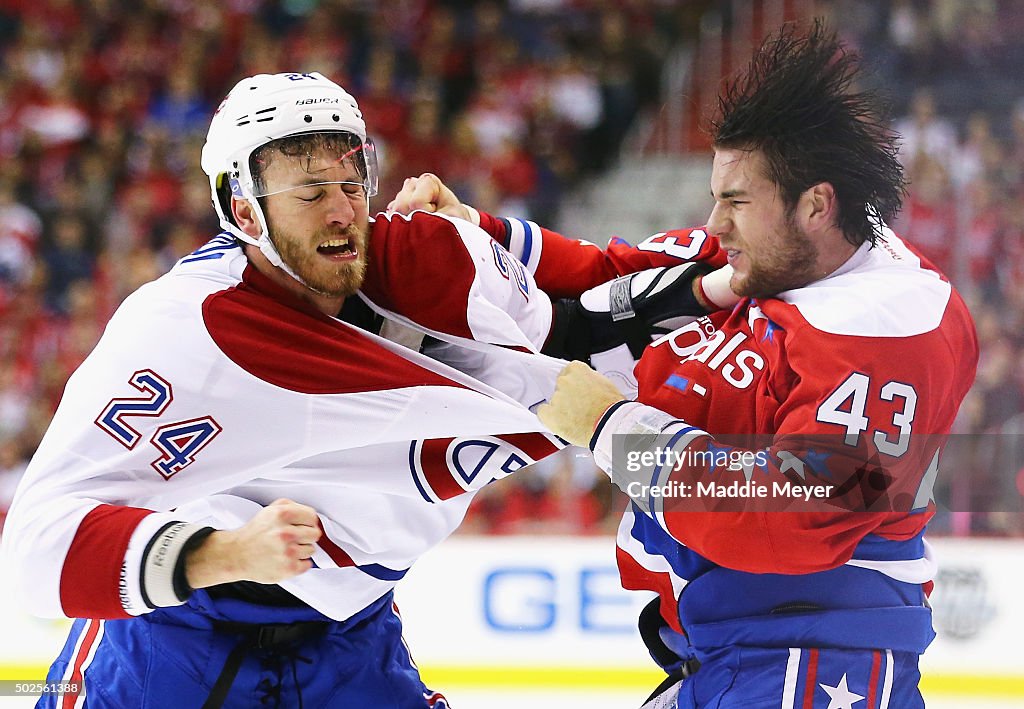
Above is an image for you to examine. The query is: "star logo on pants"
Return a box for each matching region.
[819,673,865,709]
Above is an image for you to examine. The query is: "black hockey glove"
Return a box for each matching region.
[543,261,715,362]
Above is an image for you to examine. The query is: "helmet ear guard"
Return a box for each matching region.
[228,174,245,198]
[209,171,267,257]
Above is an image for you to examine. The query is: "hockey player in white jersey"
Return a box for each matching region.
[1,71,572,708]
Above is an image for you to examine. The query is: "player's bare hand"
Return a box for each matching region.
[386,173,472,221]
[184,498,322,589]
[538,361,626,447]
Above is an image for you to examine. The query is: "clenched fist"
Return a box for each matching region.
[538,361,627,447]
[185,498,322,589]
[386,172,473,221]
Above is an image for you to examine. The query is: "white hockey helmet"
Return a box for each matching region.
[200,71,378,276]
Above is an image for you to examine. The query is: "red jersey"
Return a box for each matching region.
[479,211,978,649]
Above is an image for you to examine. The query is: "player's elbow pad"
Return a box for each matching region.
[542,262,714,360]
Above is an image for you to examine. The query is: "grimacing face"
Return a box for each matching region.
[707,148,819,298]
[258,145,371,298]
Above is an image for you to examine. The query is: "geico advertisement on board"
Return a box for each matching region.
[394,536,1024,676]
[1,535,1023,682]
[394,536,655,667]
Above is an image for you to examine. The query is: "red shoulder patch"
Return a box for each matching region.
[203,265,461,394]
[362,212,476,339]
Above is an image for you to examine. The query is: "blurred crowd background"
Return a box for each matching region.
[0,0,1021,536]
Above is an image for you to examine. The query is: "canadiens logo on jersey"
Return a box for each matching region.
[409,433,559,503]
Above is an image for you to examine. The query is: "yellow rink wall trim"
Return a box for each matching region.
[416,666,1024,698]
[5,664,1023,698]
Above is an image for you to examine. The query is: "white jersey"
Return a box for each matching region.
[2,211,565,621]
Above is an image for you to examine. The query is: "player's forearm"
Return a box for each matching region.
[472,210,623,297]
[2,497,213,619]
[473,208,511,249]
[183,529,245,589]
[587,401,889,574]
[184,498,321,589]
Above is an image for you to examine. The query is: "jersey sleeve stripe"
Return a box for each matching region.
[314,519,409,580]
[515,218,534,266]
[616,507,687,633]
[504,218,543,274]
[59,505,154,619]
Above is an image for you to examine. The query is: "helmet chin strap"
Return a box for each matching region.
[257,234,298,279]
[228,198,338,298]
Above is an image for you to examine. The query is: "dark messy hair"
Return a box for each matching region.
[711,19,906,247]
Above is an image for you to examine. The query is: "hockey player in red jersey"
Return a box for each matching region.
[391,21,978,709]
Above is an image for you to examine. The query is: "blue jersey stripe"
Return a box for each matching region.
[630,504,713,582]
[649,424,698,490]
[181,252,228,264]
[515,218,534,265]
[358,563,408,581]
[851,531,926,561]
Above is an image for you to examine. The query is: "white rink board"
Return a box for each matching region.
[394,535,655,668]
[1,535,1022,699]
[394,536,1024,677]
[0,589,69,666]
[919,538,1024,675]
